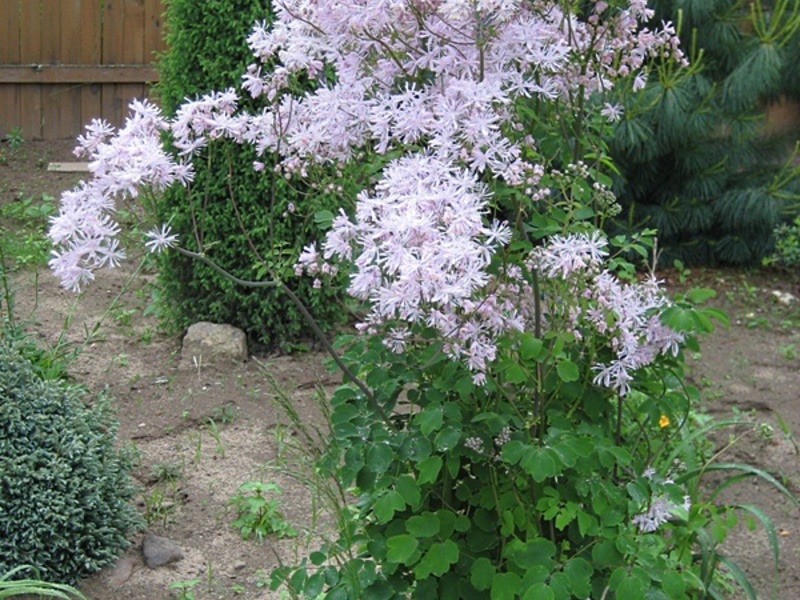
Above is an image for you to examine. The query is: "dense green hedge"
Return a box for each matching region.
[0,342,139,584]
[610,0,800,266]
[155,0,349,350]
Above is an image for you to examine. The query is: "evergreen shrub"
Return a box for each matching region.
[155,0,351,349]
[610,0,800,266]
[0,342,140,584]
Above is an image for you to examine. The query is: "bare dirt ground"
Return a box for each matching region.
[2,140,800,599]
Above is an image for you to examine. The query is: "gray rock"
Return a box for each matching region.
[142,533,184,569]
[181,322,248,369]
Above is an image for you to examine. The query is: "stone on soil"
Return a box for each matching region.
[181,322,248,369]
[142,533,184,568]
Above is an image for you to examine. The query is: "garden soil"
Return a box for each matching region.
[2,141,800,599]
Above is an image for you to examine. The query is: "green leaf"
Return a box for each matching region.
[413,539,459,579]
[577,510,597,536]
[435,427,461,452]
[521,448,558,482]
[661,571,687,599]
[686,287,716,304]
[406,512,440,538]
[416,402,443,436]
[373,490,406,523]
[386,534,419,565]
[616,575,645,600]
[522,583,554,600]
[501,440,525,464]
[491,572,521,600]
[563,558,592,598]
[507,538,556,569]
[314,209,334,230]
[396,475,421,507]
[556,360,580,382]
[505,363,528,384]
[367,443,394,475]
[661,306,694,332]
[416,455,442,485]
[519,334,545,361]
[470,557,496,591]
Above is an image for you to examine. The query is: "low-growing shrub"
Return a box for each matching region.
[0,342,140,584]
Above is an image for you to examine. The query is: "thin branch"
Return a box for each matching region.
[171,246,394,427]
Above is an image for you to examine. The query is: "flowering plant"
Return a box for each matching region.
[48,0,795,598]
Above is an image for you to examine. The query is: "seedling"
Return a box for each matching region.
[229,481,297,541]
[168,578,200,600]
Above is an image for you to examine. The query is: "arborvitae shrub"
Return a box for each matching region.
[610,0,800,266]
[155,0,349,349]
[0,342,140,584]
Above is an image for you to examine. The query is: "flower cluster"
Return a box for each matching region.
[48,101,192,291]
[633,466,692,533]
[241,0,683,181]
[48,1,685,384]
[297,154,526,381]
[530,232,684,395]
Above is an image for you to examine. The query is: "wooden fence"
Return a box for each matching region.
[0,0,166,140]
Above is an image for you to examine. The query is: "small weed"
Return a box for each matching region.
[3,127,24,152]
[112,306,137,327]
[254,569,271,588]
[113,353,129,368]
[168,578,200,600]
[149,462,182,484]
[205,418,225,457]
[230,584,245,595]
[779,343,798,361]
[211,403,238,425]
[142,487,176,527]
[229,481,297,541]
[139,327,155,344]
[0,194,57,269]
[673,259,691,284]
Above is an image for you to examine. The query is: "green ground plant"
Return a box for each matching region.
[0,566,86,599]
[0,341,141,584]
[229,481,297,541]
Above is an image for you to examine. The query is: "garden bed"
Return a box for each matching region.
[2,140,800,599]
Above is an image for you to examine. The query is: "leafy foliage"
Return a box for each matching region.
[0,342,140,584]
[228,481,297,541]
[154,0,352,349]
[610,0,800,266]
[0,566,86,599]
[766,215,800,268]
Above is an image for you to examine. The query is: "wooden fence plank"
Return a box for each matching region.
[0,65,160,84]
[119,0,146,127]
[39,0,83,139]
[19,0,43,139]
[1,0,166,139]
[102,0,127,127]
[80,0,102,133]
[0,0,22,138]
[56,0,83,139]
[144,0,166,60]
